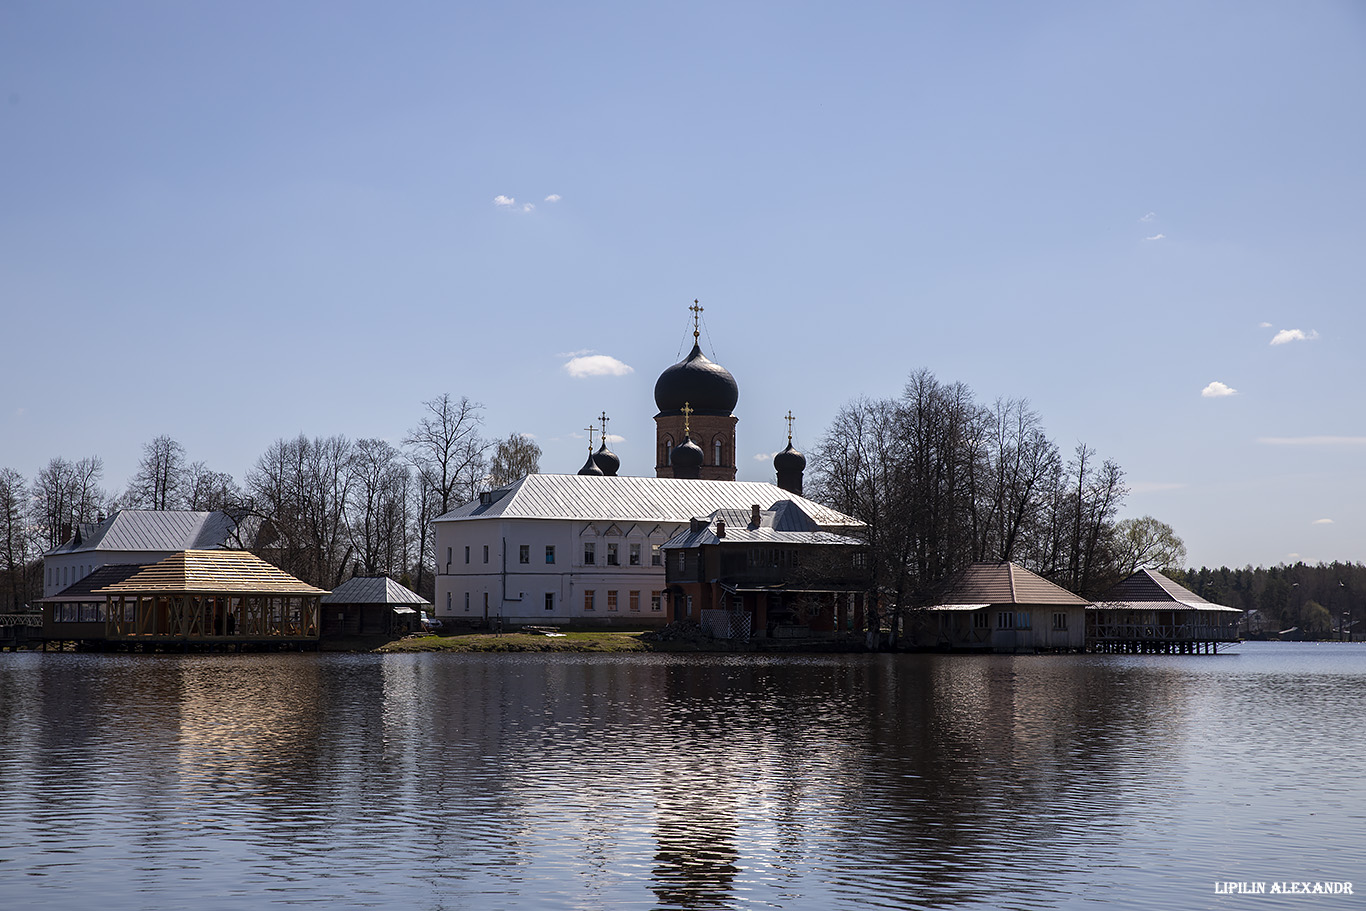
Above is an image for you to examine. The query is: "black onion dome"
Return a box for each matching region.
[671,435,704,470]
[773,441,806,473]
[592,441,620,477]
[577,451,604,476]
[653,343,739,415]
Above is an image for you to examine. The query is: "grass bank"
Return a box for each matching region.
[376,630,656,653]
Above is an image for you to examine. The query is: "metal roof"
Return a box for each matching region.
[436,475,863,529]
[321,576,431,606]
[1095,569,1242,613]
[40,564,146,602]
[92,550,326,596]
[661,502,865,548]
[45,510,239,557]
[929,562,1091,608]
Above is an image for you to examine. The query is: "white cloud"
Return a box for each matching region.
[563,355,635,378]
[1140,212,1157,222]
[605,434,625,443]
[1201,381,1237,398]
[1269,328,1319,345]
[1259,436,1366,446]
[493,195,515,207]
[544,194,562,203]
[522,203,535,213]
[1258,322,1272,328]
[753,452,777,462]
[1144,233,1165,241]
[557,348,594,359]
[1312,518,1334,525]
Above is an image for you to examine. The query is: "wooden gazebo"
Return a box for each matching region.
[92,549,326,648]
[1088,569,1241,654]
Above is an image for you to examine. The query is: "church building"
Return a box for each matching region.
[431,305,864,630]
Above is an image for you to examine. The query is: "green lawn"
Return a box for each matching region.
[376,629,655,653]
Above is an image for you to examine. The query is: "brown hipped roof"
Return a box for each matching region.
[931,562,1091,607]
[92,550,327,596]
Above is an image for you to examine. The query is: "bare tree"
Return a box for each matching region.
[487,433,542,488]
[184,461,242,512]
[404,394,490,513]
[348,438,411,576]
[245,435,355,588]
[0,467,35,610]
[125,435,188,510]
[30,456,107,550]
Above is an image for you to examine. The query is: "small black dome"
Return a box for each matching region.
[577,451,604,476]
[592,441,620,477]
[671,434,704,470]
[654,343,739,415]
[774,441,806,473]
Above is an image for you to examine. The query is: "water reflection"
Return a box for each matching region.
[1,645,1364,910]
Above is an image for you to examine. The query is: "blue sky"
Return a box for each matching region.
[2,1,1363,569]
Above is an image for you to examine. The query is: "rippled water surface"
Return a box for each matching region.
[1,642,1362,910]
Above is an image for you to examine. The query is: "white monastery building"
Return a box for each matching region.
[433,304,862,627]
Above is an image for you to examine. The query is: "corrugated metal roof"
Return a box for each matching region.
[661,501,864,548]
[40,564,145,602]
[45,510,239,556]
[934,562,1091,607]
[321,576,431,606]
[93,550,326,596]
[436,475,863,529]
[1095,569,1242,612]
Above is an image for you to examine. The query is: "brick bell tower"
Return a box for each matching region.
[654,301,739,481]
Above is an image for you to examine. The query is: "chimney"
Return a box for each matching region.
[716,519,725,538]
[751,504,761,528]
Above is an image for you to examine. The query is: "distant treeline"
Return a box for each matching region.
[0,394,541,610]
[1169,562,1365,636]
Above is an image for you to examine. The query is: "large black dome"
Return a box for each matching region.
[654,343,739,415]
[773,441,806,474]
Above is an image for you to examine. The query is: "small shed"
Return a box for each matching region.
[1089,569,1242,654]
[924,562,1090,652]
[320,576,429,637]
[91,549,326,647]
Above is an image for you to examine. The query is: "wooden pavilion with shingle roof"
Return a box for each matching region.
[923,562,1091,652]
[87,549,326,649]
[1088,569,1242,654]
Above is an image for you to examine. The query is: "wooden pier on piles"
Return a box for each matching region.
[1086,569,1242,656]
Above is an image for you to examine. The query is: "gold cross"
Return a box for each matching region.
[681,401,693,436]
[599,411,610,442]
[785,410,795,444]
[584,425,596,450]
[689,299,703,340]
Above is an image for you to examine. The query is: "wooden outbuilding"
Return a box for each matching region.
[72,549,326,650]
[320,575,429,638]
[923,562,1090,652]
[1088,569,1241,654]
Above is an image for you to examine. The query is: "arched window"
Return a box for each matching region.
[713,438,724,466]
[663,435,674,466]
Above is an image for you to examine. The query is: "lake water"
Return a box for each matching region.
[0,642,1362,910]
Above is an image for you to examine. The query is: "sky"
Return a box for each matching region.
[2,1,1364,570]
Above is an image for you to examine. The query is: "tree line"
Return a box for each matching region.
[1168,562,1365,638]
[0,394,542,610]
[808,369,1187,643]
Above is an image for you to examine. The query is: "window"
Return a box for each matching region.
[584,590,595,611]
[545,545,556,564]
[997,611,1015,630]
[1052,612,1068,631]
[677,552,685,571]
[607,590,618,611]
[483,545,489,564]
[714,439,723,466]
[584,542,596,565]
[629,591,640,612]
[545,593,555,611]
[731,595,743,610]
[607,543,619,565]
[651,544,662,566]
[447,592,451,611]
[973,611,989,629]
[1017,611,1032,630]
[651,591,663,612]
[464,592,470,612]
[446,547,452,566]
[484,592,489,611]
[465,546,470,564]
[629,543,641,565]
[519,545,530,564]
